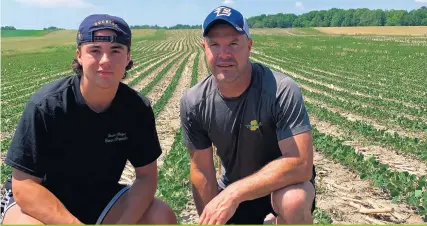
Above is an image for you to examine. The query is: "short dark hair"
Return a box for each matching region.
[72,45,133,79]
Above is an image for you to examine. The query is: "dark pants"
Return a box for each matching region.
[221,175,316,224]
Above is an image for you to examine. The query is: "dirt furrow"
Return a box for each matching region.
[252,50,426,102]
[304,96,426,141]
[180,50,207,224]
[251,53,423,110]
[122,52,178,85]
[298,82,423,124]
[251,56,426,140]
[310,116,427,177]
[146,52,191,105]
[156,52,196,165]
[119,51,192,186]
[314,151,424,224]
[130,53,183,92]
[198,51,209,81]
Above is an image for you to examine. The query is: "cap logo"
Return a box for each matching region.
[94,19,118,27]
[214,6,231,16]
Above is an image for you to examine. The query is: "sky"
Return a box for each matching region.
[2,0,427,29]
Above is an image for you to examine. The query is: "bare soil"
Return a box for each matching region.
[155,52,196,166]
[314,151,424,224]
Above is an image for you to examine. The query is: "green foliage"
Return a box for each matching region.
[169,24,202,29]
[156,129,191,223]
[1,29,53,37]
[130,24,201,29]
[1,165,12,185]
[155,51,201,222]
[313,208,333,224]
[1,26,16,30]
[247,6,427,28]
[191,50,201,86]
[134,29,168,41]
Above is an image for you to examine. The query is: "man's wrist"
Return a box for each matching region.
[226,183,245,204]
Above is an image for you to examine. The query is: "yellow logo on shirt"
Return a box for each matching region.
[246,120,262,131]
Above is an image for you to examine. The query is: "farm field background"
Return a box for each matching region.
[1,27,426,224]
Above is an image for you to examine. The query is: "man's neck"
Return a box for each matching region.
[79,77,117,113]
[217,63,252,98]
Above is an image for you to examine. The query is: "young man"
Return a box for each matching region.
[1,14,177,224]
[180,6,316,224]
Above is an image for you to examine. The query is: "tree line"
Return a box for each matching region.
[247,7,427,28]
[3,7,427,30]
[1,26,64,30]
[130,24,202,29]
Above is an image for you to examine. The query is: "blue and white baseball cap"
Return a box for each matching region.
[202,6,251,38]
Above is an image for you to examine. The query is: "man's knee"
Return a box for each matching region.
[2,203,43,224]
[271,181,315,224]
[140,198,177,224]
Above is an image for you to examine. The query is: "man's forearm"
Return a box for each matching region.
[227,156,312,204]
[116,177,156,224]
[190,167,219,215]
[14,182,82,224]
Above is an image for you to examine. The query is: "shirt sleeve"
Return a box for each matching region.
[5,101,49,178]
[128,103,162,168]
[180,92,211,150]
[274,77,312,141]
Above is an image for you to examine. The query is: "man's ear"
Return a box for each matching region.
[247,38,253,52]
[200,37,208,49]
[76,46,82,65]
[127,51,131,65]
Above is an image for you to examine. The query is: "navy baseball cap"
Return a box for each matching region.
[202,6,250,38]
[76,14,132,47]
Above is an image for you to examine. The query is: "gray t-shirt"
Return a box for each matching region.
[180,62,312,188]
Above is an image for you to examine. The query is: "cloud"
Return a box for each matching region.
[14,0,94,8]
[415,0,427,3]
[222,0,234,5]
[295,1,304,9]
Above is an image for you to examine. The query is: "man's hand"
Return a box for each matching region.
[198,187,240,225]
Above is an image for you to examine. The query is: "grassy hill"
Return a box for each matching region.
[1,29,56,38]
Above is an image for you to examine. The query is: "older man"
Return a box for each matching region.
[180,6,316,224]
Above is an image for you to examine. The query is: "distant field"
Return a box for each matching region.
[1,29,160,55]
[1,29,55,37]
[315,26,427,36]
[251,27,324,36]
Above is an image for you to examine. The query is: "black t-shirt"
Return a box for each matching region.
[5,74,162,223]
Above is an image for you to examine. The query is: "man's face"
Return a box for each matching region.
[202,23,252,84]
[77,29,130,90]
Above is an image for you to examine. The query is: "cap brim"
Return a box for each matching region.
[90,25,125,36]
[203,18,246,37]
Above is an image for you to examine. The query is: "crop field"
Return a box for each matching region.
[1,27,426,224]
